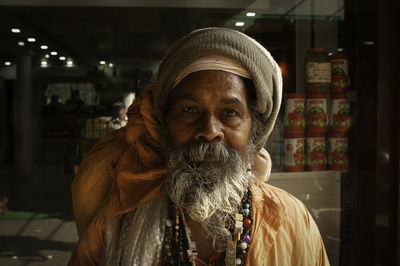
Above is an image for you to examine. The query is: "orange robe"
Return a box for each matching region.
[69,183,329,265]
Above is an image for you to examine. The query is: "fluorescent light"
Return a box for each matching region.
[18,41,25,46]
[66,60,74,66]
[99,60,106,65]
[11,28,21,33]
[50,51,58,56]
[364,41,375,46]
[235,21,245,27]
[4,62,11,66]
[109,63,113,67]
[27,37,36,42]
[246,12,256,17]
[337,48,344,52]
[59,56,66,61]
[40,45,48,50]
[41,60,48,67]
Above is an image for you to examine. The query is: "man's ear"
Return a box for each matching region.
[251,148,271,184]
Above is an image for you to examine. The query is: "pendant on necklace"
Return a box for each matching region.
[225,240,237,266]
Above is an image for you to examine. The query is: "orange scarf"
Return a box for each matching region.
[72,85,167,236]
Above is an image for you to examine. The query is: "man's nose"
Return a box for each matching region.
[194,113,224,142]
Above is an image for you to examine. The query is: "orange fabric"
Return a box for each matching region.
[71,85,166,237]
[246,184,330,265]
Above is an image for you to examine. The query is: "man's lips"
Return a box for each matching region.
[202,152,216,162]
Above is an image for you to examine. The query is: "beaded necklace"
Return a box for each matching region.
[162,188,253,266]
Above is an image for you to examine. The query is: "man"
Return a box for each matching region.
[69,28,329,265]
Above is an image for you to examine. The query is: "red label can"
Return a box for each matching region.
[306,134,327,171]
[306,93,328,134]
[328,133,348,171]
[284,134,305,172]
[284,93,305,135]
[331,53,349,93]
[330,93,351,135]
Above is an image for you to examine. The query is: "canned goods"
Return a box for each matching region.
[306,134,327,171]
[306,93,328,134]
[284,134,305,172]
[284,93,305,136]
[331,53,349,93]
[306,48,331,93]
[330,93,351,134]
[328,133,348,171]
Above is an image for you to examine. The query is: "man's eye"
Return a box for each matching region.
[182,106,198,113]
[224,109,238,117]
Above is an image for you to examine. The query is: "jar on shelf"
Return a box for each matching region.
[306,93,328,134]
[284,93,305,136]
[331,53,349,94]
[329,93,352,135]
[284,132,305,172]
[305,133,327,171]
[305,48,331,93]
[328,132,348,171]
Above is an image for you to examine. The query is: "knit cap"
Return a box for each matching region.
[155,27,282,149]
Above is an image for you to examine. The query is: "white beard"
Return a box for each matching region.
[165,141,254,249]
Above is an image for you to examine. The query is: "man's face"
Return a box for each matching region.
[166,70,252,157]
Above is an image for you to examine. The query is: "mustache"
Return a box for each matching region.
[168,141,238,167]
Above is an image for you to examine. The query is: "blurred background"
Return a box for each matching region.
[0,0,399,265]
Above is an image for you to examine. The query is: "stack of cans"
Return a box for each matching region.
[283,52,351,172]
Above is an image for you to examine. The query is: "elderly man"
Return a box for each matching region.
[69,28,329,265]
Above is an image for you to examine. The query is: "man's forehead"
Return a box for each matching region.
[167,70,250,104]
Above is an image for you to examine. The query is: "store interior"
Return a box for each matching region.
[0,1,347,213]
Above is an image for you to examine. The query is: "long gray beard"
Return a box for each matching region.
[165,141,255,250]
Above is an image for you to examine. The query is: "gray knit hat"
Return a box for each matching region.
[155,27,282,149]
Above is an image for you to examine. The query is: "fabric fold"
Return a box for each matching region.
[72,85,167,236]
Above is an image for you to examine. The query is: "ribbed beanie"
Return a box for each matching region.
[155,27,282,150]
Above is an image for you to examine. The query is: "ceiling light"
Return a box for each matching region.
[109,63,114,67]
[246,12,256,17]
[337,48,344,52]
[11,28,21,33]
[40,45,48,50]
[27,37,36,42]
[18,41,25,46]
[235,21,245,27]
[364,41,375,46]
[50,51,58,56]
[100,60,106,65]
[41,60,48,67]
[4,62,11,66]
[59,56,66,61]
[66,60,74,66]
[45,54,50,58]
